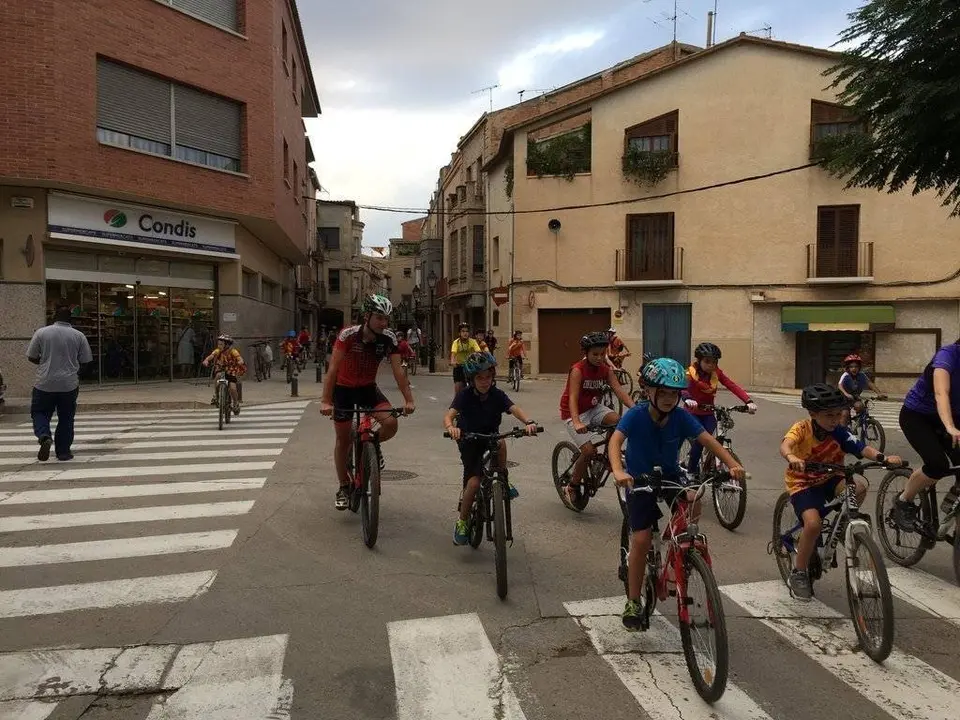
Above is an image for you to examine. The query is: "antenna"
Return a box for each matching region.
[518,88,555,102]
[645,0,688,44]
[472,84,499,112]
[743,23,772,38]
[713,0,718,45]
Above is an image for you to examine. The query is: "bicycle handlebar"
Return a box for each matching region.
[444,425,544,440]
[802,459,907,477]
[693,404,750,413]
[625,467,732,495]
[334,406,408,418]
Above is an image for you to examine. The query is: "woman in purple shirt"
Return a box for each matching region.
[893,338,960,530]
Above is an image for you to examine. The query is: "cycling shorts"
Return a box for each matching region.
[332,384,390,423]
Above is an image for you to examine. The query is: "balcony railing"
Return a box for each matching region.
[615,246,684,286]
[806,242,874,283]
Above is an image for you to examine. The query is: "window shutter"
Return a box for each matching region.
[811,100,857,124]
[837,206,860,247]
[816,207,837,249]
[172,0,237,31]
[626,110,678,138]
[174,84,241,159]
[97,59,171,144]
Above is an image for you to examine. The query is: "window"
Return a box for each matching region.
[328,268,341,293]
[292,57,298,97]
[459,230,467,280]
[816,205,860,277]
[624,213,676,281]
[319,227,340,250]
[242,268,259,298]
[449,233,459,279]
[624,110,679,165]
[402,267,412,278]
[281,286,291,309]
[466,166,473,182]
[472,225,485,274]
[159,0,238,32]
[492,309,500,327]
[526,122,591,177]
[457,185,466,202]
[492,235,499,271]
[810,101,865,157]
[283,138,289,180]
[97,58,242,172]
[262,279,279,305]
[293,161,299,201]
[282,21,288,71]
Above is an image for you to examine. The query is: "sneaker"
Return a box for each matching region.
[56,453,74,461]
[622,598,644,631]
[789,569,812,601]
[232,402,240,416]
[335,486,350,511]
[508,484,519,499]
[453,519,470,545]
[893,498,918,531]
[37,436,52,462]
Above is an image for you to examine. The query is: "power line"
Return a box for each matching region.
[356,161,819,215]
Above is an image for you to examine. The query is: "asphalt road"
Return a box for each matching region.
[0,370,957,720]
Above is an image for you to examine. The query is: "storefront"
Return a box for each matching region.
[44,192,238,384]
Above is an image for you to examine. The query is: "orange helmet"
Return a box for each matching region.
[843,353,862,366]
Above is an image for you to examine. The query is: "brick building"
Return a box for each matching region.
[0,0,320,392]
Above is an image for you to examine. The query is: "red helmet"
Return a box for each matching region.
[843,353,862,366]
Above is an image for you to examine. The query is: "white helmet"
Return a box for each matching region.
[362,293,393,316]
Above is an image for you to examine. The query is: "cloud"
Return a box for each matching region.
[497,31,606,90]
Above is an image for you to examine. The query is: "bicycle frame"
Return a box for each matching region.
[564,424,618,494]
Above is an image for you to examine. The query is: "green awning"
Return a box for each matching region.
[781,304,895,332]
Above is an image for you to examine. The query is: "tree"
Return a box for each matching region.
[820,0,960,215]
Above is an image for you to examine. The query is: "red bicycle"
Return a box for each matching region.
[617,467,730,703]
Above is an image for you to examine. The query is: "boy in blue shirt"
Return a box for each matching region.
[608,357,746,630]
[838,353,886,422]
[443,352,538,545]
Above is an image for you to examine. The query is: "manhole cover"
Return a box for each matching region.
[381,470,418,482]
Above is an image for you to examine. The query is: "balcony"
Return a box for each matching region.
[614,247,684,287]
[806,242,874,284]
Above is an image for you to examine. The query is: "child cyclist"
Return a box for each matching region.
[559,331,635,507]
[201,333,246,414]
[450,323,482,394]
[780,383,901,600]
[683,342,757,472]
[444,352,538,545]
[838,353,887,425]
[507,330,526,380]
[609,357,746,630]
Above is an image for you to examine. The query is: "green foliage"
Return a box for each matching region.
[526,123,592,180]
[504,158,514,199]
[621,147,674,186]
[822,0,960,215]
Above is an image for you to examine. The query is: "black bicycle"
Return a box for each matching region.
[770,460,898,663]
[214,369,231,430]
[851,396,887,453]
[444,425,543,599]
[551,423,619,512]
[876,459,960,585]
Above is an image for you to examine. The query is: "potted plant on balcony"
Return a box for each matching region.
[526,123,591,181]
[622,147,674,187]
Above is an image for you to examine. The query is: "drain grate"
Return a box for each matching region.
[380,470,418,482]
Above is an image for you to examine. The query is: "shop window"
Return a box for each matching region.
[242,268,259,298]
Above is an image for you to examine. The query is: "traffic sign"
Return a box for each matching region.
[490,285,509,306]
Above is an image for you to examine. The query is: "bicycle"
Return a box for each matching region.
[508,358,522,392]
[680,405,749,531]
[849,396,887,452]
[444,425,543,598]
[337,406,406,549]
[876,459,960,585]
[616,467,730,703]
[551,423,620,512]
[214,369,231,431]
[769,459,898,663]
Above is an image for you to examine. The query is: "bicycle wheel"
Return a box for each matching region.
[953,526,960,585]
[875,468,928,567]
[772,492,798,586]
[492,475,508,599]
[217,384,225,431]
[360,441,380,548]
[512,365,520,392]
[617,511,630,597]
[469,493,484,549]
[678,549,729,704]
[224,385,231,425]
[864,418,886,453]
[845,528,894,663]
[709,451,747,531]
[551,441,590,512]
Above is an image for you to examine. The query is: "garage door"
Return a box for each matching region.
[538,308,611,373]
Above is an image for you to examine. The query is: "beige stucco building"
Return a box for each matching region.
[315,199,368,330]
[479,35,959,394]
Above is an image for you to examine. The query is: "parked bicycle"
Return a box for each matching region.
[617,467,730,703]
[551,423,620,512]
[770,459,898,662]
[876,459,960,585]
[444,425,543,598]
[337,406,406,549]
[680,405,749,530]
[850,396,887,452]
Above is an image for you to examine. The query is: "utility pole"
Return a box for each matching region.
[471,84,499,112]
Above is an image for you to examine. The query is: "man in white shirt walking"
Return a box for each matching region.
[26,304,93,461]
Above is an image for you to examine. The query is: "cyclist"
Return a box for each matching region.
[892,338,960,531]
[507,331,526,381]
[450,323,482,394]
[607,328,630,369]
[397,334,416,372]
[559,331,635,507]
[297,326,312,360]
[474,329,490,353]
[320,294,416,510]
[443,352,538,545]
[838,353,887,424]
[609,357,745,629]
[280,330,300,371]
[633,352,656,401]
[780,383,900,600]
[683,342,757,473]
[201,333,246,414]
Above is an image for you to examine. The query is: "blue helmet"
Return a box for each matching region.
[287,330,297,338]
[463,351,497,378]
[640,357,687,390]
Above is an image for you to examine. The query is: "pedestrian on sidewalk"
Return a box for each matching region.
[26,303,93,461]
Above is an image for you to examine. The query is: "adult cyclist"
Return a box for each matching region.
[321,294,416,510]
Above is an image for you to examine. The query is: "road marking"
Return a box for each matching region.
[0,700,59,719]
[0,428,294,441]
[0,500,254,532]
[33,410,305,422]
[0,529,238,567]
[124,437,289,449]
[0,570,217,618]
[388,612,528,720]
[0,461,276,484]
[564,596,774,720]
[886,565,960,629]
[722,580,959,720]
[0,478,266,505]
[0,447,282,467]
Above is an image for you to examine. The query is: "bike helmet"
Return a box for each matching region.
[458,322,470,331]
[362,293,393,316]
[580,331,610,352]
[843,353,862,366]
[640,357,688,389]
[694,342,722,360]
[217,333,233,345]
[463,351,497,378]
[801,383,849,412]
[641,352,656,366]
[286,330,296,338]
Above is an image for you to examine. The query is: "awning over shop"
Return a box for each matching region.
[781,304,895,332]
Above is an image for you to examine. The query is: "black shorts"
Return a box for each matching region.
[624,487,683,532]
[899,406,960,480]
[453,365,466,383]
[332,384,390,423]
[790,477,842,517]
[459,438,494,484]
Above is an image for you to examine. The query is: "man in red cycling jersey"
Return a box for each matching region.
[321,294,416,510]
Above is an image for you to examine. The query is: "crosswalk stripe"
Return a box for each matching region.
[564,597,774,720]
[0,500,254,532]
[0,437,291,453]
[0,428,295,442]
[721,580,958,720]
[42,410,306,422]
[0,529,238,567]
[886,566,960,629]
[388,612,528,720]
[0,700,58,719]
[5,419,301,432]
[0,460,276,483]
[0,570,217,618]
[750,393,903,428]
[0,478,266,505]
[0,448,284,467]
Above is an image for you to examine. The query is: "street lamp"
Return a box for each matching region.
[427,269,438,373]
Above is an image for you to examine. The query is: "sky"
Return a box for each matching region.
[300,0,862,247]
